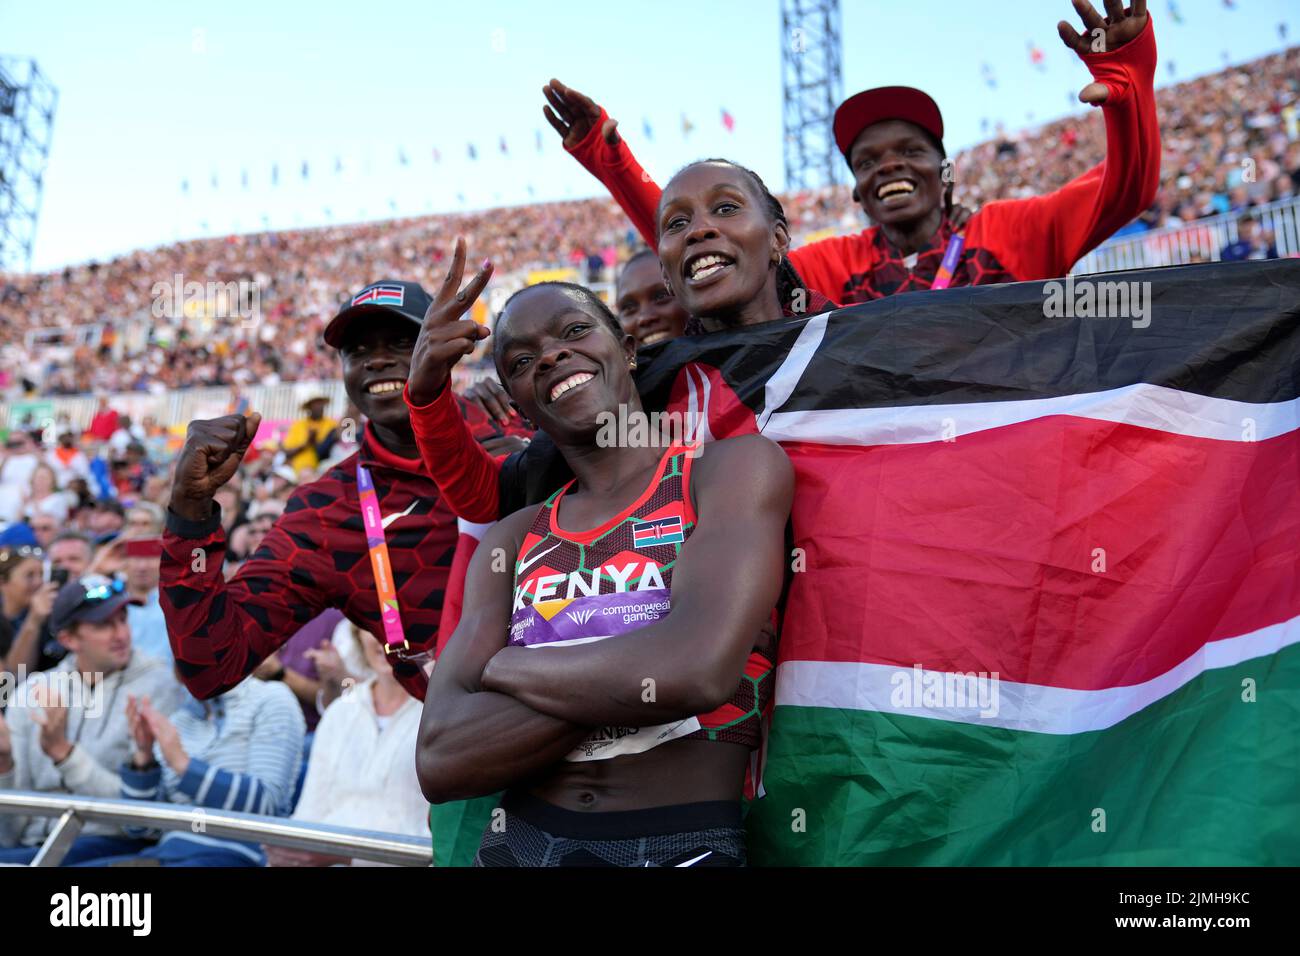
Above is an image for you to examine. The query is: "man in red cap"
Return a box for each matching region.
[543,0,1158,304]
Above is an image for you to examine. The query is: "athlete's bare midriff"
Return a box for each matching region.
[523,738,750,812]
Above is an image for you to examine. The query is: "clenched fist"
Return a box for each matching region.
[169,411,262,522]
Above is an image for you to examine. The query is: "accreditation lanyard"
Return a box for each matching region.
[356,463,408,657]
[928,232,966,291]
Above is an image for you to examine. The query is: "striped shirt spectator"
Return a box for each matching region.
[100,678,305,867]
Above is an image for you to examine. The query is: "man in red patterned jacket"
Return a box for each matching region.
[160,276,524,702]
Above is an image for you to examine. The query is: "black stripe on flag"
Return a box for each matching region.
[636,261,1300,414]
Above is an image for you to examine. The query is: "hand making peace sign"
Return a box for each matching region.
[406,237,495,406]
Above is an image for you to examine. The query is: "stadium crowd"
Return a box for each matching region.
[1,44,1296,401]
[0,202,639,399]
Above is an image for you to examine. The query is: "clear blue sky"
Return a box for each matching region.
[2,0,1295,272]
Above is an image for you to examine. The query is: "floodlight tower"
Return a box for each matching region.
[780,0,844,191]
[0,57,58,272]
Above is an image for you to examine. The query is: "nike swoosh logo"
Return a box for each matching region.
[516,540,562,575]
[675,851,713,867]
[381,499,418,529]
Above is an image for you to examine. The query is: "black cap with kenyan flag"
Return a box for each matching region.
[832,86,945,161]
[323,279,432,348]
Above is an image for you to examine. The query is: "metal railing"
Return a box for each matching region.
[1074,195,1300,274]
[0,791,432,867]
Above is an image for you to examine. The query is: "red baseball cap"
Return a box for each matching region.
[832,86,945,159]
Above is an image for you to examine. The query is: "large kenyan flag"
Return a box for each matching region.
[629,260,1299,866]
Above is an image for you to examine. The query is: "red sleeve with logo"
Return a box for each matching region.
[405,387,535,658]
[405,385,534,523]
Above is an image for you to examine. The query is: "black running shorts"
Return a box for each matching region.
[474,790,746,867]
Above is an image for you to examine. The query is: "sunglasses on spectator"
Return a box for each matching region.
[76,576,126,603]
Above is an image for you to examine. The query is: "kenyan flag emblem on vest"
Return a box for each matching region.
[632,516,684,547]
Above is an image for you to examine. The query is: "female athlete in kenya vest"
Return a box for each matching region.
[508,442,776,761]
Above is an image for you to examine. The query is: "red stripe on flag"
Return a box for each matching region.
[779,416,1300,690]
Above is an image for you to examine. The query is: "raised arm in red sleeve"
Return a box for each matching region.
[967,14,1160,279]
[405,383,502,524]
[566,108,664,251]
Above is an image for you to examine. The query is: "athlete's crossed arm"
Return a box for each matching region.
[416,508,591,804]
[481,435,794,727]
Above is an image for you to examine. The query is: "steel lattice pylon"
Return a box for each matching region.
[0,57,58,273]
[780,0,844,191]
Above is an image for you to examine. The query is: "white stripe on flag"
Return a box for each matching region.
[774,613,1300,734]
[757,313,828,433]
[762,384,1300,446]
[684,363,715,445]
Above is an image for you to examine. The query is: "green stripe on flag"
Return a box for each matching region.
[429,793,500,867]
[748,644,1300,866]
